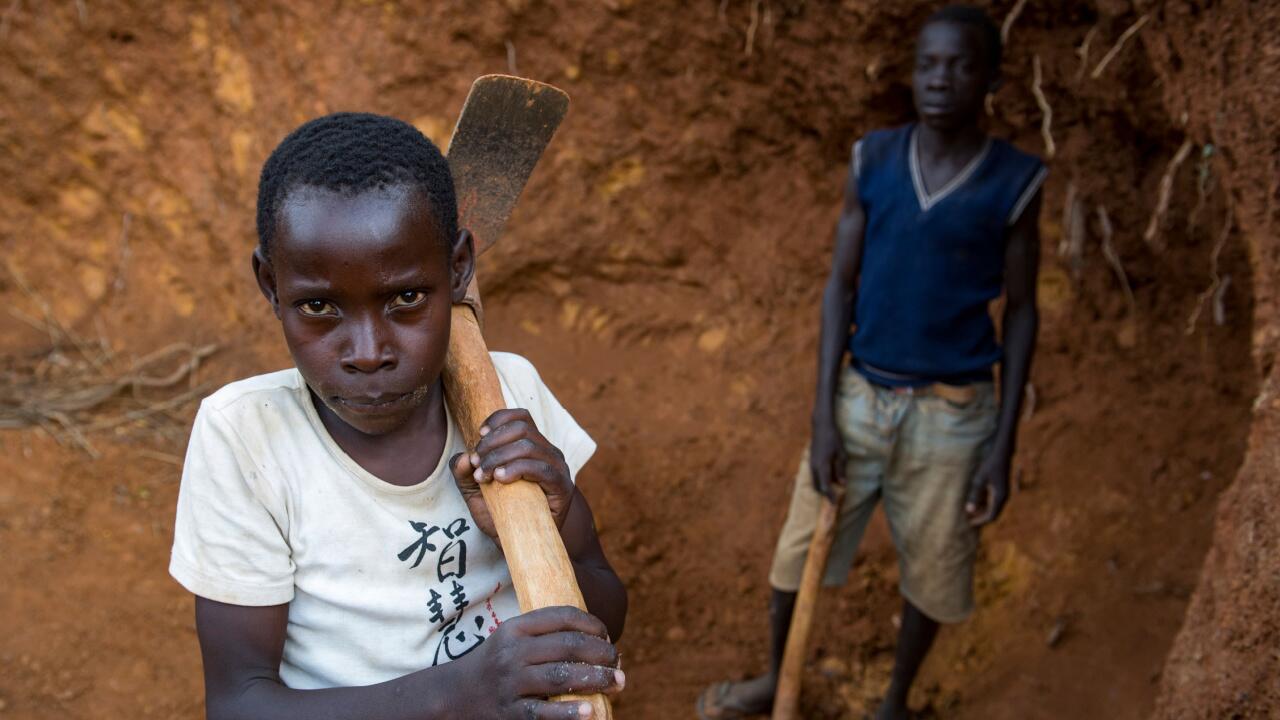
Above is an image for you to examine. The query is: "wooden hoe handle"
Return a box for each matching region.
[442,303,613,720]
[772,489,844,720]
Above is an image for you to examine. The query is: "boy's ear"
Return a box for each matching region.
[252,247,282,319]
[449,229,476,304]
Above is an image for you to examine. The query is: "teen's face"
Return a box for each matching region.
[254,185,473,436]
[912,21,994,131]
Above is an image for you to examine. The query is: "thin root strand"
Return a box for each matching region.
[1091,14,1150,79]
[1032,55,1055,159]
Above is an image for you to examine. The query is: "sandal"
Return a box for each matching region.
[696,680,769,720]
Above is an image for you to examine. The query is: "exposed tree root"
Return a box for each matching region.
[1144,139,1195,250]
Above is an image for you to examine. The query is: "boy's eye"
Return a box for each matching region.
[390,290,427,308]
[298,300,337,317]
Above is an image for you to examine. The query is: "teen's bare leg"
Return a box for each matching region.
[875,598,939,720]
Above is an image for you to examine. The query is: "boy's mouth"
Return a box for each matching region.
[333,392,413,415]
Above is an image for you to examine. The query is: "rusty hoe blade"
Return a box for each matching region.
[446,75,570,256]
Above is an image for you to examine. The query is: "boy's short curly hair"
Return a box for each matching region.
[923,5,1003,73]
[255,112,457,258]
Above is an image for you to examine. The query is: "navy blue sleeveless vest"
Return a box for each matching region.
[850,124,1047,386]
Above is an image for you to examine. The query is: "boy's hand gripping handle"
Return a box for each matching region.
[443,301,613,720]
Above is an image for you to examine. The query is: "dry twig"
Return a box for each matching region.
[744,0,762,57]
[1091,14,1150,79]
[134,447,184,466]
[1097,205,1136,317]
[1,261,218,455]
[1075,25,1099,82]
[1143,138,1194,250]
[112,212,132,294]
[1031,54,1055,159]
[1059,182,1086,277]
[1001,0,1029,45]
[1186,196,1235,334]
[504,40,518,76]
[1187,146,1215,234]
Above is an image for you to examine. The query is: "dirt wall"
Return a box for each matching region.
[1143,1,1280,716]
[0,1,1273,718]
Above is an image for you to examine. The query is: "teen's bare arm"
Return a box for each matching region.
[196,600,621,720]
[966,189,1042,526]
[811,161,867,501]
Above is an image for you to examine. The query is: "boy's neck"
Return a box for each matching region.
[915,121,987,160]
[311,379,451,487]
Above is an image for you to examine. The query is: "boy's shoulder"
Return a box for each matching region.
[490,351,550,407]
[855,123,912,155]
[852,124,913,177]
[200,368,307,418]
[987,135,1045,170]
[861,123,913,145]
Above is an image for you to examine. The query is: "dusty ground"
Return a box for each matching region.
[0,1,1272,718]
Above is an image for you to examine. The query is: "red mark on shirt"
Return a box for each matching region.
[485,582,503,635]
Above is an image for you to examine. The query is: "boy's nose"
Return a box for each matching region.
[341,319,396,374]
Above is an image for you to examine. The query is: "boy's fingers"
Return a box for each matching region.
[964,478,985,513]
[512,606,609,639]
[475,420,533,457]
[518,699,599,720]
[476,409,537,449]
[521,662,624,699]
[450,452,474,480]
[968,484,994,526]
[491,458,565,486]
[477,441,565,481]
[523,632,619,667]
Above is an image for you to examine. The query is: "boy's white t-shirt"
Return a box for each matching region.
[169,352,596,689]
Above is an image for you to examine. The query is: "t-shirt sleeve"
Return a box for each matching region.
[492,352,597,482]
[169,401,296,606]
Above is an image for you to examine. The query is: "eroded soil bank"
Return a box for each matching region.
[0,1,1273,718]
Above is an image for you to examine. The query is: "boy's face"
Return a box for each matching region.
[912,20,995,131]
[254,185,473,436]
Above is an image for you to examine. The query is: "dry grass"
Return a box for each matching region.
[1,261,217,458]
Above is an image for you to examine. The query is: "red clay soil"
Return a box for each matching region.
[0,1,1272,718]
[1143,1,1280,717]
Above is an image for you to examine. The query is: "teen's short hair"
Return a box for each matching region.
[923,5,1002,72]
[255,112,457,257]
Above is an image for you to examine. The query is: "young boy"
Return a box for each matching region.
[169,113,627,720]
[698,7,1045,719]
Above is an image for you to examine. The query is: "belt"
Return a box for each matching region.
[885,381,979,404]
[857,361,981,404]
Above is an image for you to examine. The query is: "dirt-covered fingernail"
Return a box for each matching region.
[479,425,490,436]
[614,669,626,688]
[495,467,507,480]
[578,702,593,717]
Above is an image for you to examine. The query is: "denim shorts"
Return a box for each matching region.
[768,367,998,623]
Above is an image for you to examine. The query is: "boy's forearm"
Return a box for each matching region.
[992,302,1038,459]
[813,272,856,423]
[571,559,628,640]
[560,489,627,640]
[209,664,458,720]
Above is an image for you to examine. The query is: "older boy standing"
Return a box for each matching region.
[699,6,1046,719]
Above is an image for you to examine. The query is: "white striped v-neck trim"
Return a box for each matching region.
[909,127,992,212]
